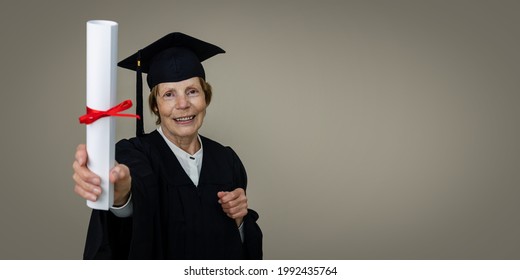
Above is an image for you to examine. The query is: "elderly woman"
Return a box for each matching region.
[72,33,262,259]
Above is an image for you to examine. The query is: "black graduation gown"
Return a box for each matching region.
[83,131,263,259]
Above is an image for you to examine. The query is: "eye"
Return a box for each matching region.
[162,91,174,99]
[187,88,199,96]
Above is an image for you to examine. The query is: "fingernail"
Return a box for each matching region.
[92,178,101,185]
[93,188,101,195]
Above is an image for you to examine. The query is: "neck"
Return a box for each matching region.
[162,131,200,155]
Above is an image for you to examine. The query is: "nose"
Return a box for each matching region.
[175,94,190,110]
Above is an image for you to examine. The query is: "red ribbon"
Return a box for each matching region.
[79,99,140,125]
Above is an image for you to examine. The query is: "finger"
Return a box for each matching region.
[72,160,101,185]
[74,184,98,202]
[223,205,244,216]
[221,193,247,209]
[221,197,248,214]
[218,191,238,204]
[217,191,228,203]
[233,188,246,196]
[221,198,242,209]
[72,172,102,196]
[217,191,225,197]
[226,207,248,219]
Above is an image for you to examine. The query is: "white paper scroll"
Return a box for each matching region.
[86,20,118,210]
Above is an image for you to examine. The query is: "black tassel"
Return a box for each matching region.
[136,50,144,136]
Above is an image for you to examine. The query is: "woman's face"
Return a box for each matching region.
[156,77,207,142]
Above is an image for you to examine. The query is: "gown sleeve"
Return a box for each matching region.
[228,147,263,260]
[83,136,162,259]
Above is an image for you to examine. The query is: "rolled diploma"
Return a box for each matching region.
[86,20,118,210]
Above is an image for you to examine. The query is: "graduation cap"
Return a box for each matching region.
[118,32,225,136]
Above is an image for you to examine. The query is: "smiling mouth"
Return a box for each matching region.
[174,115,195,122]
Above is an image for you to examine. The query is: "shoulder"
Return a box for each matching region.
[200,135,247,187]
[200,135,225,150]
[116,130,162,150]
[115,130,167,165]
[200,135,246,170]
[114,131,168,177]
[200,135,239,159]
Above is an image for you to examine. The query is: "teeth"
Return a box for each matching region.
[175,116,194,121]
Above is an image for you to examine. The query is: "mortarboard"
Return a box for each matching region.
[118,32,225,136]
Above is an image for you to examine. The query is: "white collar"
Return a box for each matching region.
[157,126,203,159]
[157,127,203,186]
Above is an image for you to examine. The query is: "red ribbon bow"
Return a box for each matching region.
[79,99,140,125]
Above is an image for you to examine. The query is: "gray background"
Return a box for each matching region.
[0,0,518,259]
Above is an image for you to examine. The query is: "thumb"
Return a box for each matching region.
[109,166,121,183]
[75,144,88,166]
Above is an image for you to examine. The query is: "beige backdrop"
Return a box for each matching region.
[0,0,519,259]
